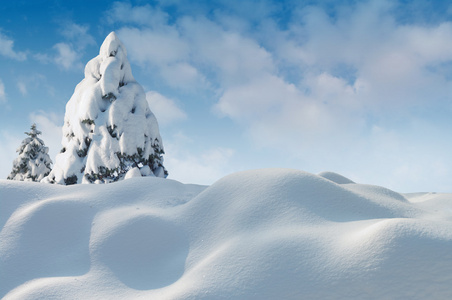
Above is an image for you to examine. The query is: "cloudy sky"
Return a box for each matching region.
[0,0,451,192]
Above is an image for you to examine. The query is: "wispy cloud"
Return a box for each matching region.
[164,133,235,185]
[145,91,187,126]
[207,0,452,148]
[35,22,95,71]
[0,31,27,61]
[17,81,27,96]
[106,2,169,27]
[104,0,452,190]
[53,42,82,70]
[59,23,96,51]
[116,27,208,91]
[14,73,56,99]
[0,79,6,103]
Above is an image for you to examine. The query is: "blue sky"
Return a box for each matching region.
[0,0,451,192]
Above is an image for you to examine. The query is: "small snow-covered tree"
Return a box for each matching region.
[43,32,167,185]
[7,124,52,182]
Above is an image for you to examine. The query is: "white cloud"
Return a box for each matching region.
[17,81,27,96]
[283,1,452,110]
[348,125,452,192]
[113,13,276,91]
[215,71,367,151]
[215,74,298,120]
[53,43,81,70]
[117,27,188,65]
[159,62,208,90]
[164,134,235,185]
[145,91,187,126]
[43,22,95,70]
[14,73,56,99]
[179,16,275,86]
[117,27,208,90]
[104,1,452,191]
[60,23,96,50]
[0,79,6,103]
[33,52,51,64]
[210,0,452,142]
[399,22,452,63]
[0,31,27,61]
[106,2,169,27]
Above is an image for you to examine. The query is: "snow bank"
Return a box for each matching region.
[1,169,452,299]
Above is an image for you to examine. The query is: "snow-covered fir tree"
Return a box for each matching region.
[43,32,167,185]
[7,124,52,182]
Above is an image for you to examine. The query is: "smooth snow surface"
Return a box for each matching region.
[1,169,452,299]
[318,171,355,184]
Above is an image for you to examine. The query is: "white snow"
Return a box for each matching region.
[44,32,166,184]
[318,170,355,184]
[124,167,142,179]
[1,168,452,299]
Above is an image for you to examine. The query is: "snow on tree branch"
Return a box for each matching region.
[43,32,167,185]
[7,124,52,182]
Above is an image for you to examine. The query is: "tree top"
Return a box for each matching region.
[25,123,42,138]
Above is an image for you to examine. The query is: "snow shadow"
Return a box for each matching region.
[97,215,189,290]
[0,199,94,298]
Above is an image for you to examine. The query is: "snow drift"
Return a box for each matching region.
[1,169,451,299]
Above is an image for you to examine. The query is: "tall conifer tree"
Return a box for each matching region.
[43,32,167,185]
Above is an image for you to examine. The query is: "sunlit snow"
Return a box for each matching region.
[1,168,451,299]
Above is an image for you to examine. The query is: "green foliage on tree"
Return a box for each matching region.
[7,124,52,182]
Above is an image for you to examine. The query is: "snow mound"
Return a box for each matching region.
[318,171,355,184]
[1,169,452,299]
[124,167,142,179]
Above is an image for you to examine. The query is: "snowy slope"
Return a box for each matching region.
[1,169,451,299]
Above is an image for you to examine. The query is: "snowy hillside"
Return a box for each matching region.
[1,169,452,299]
